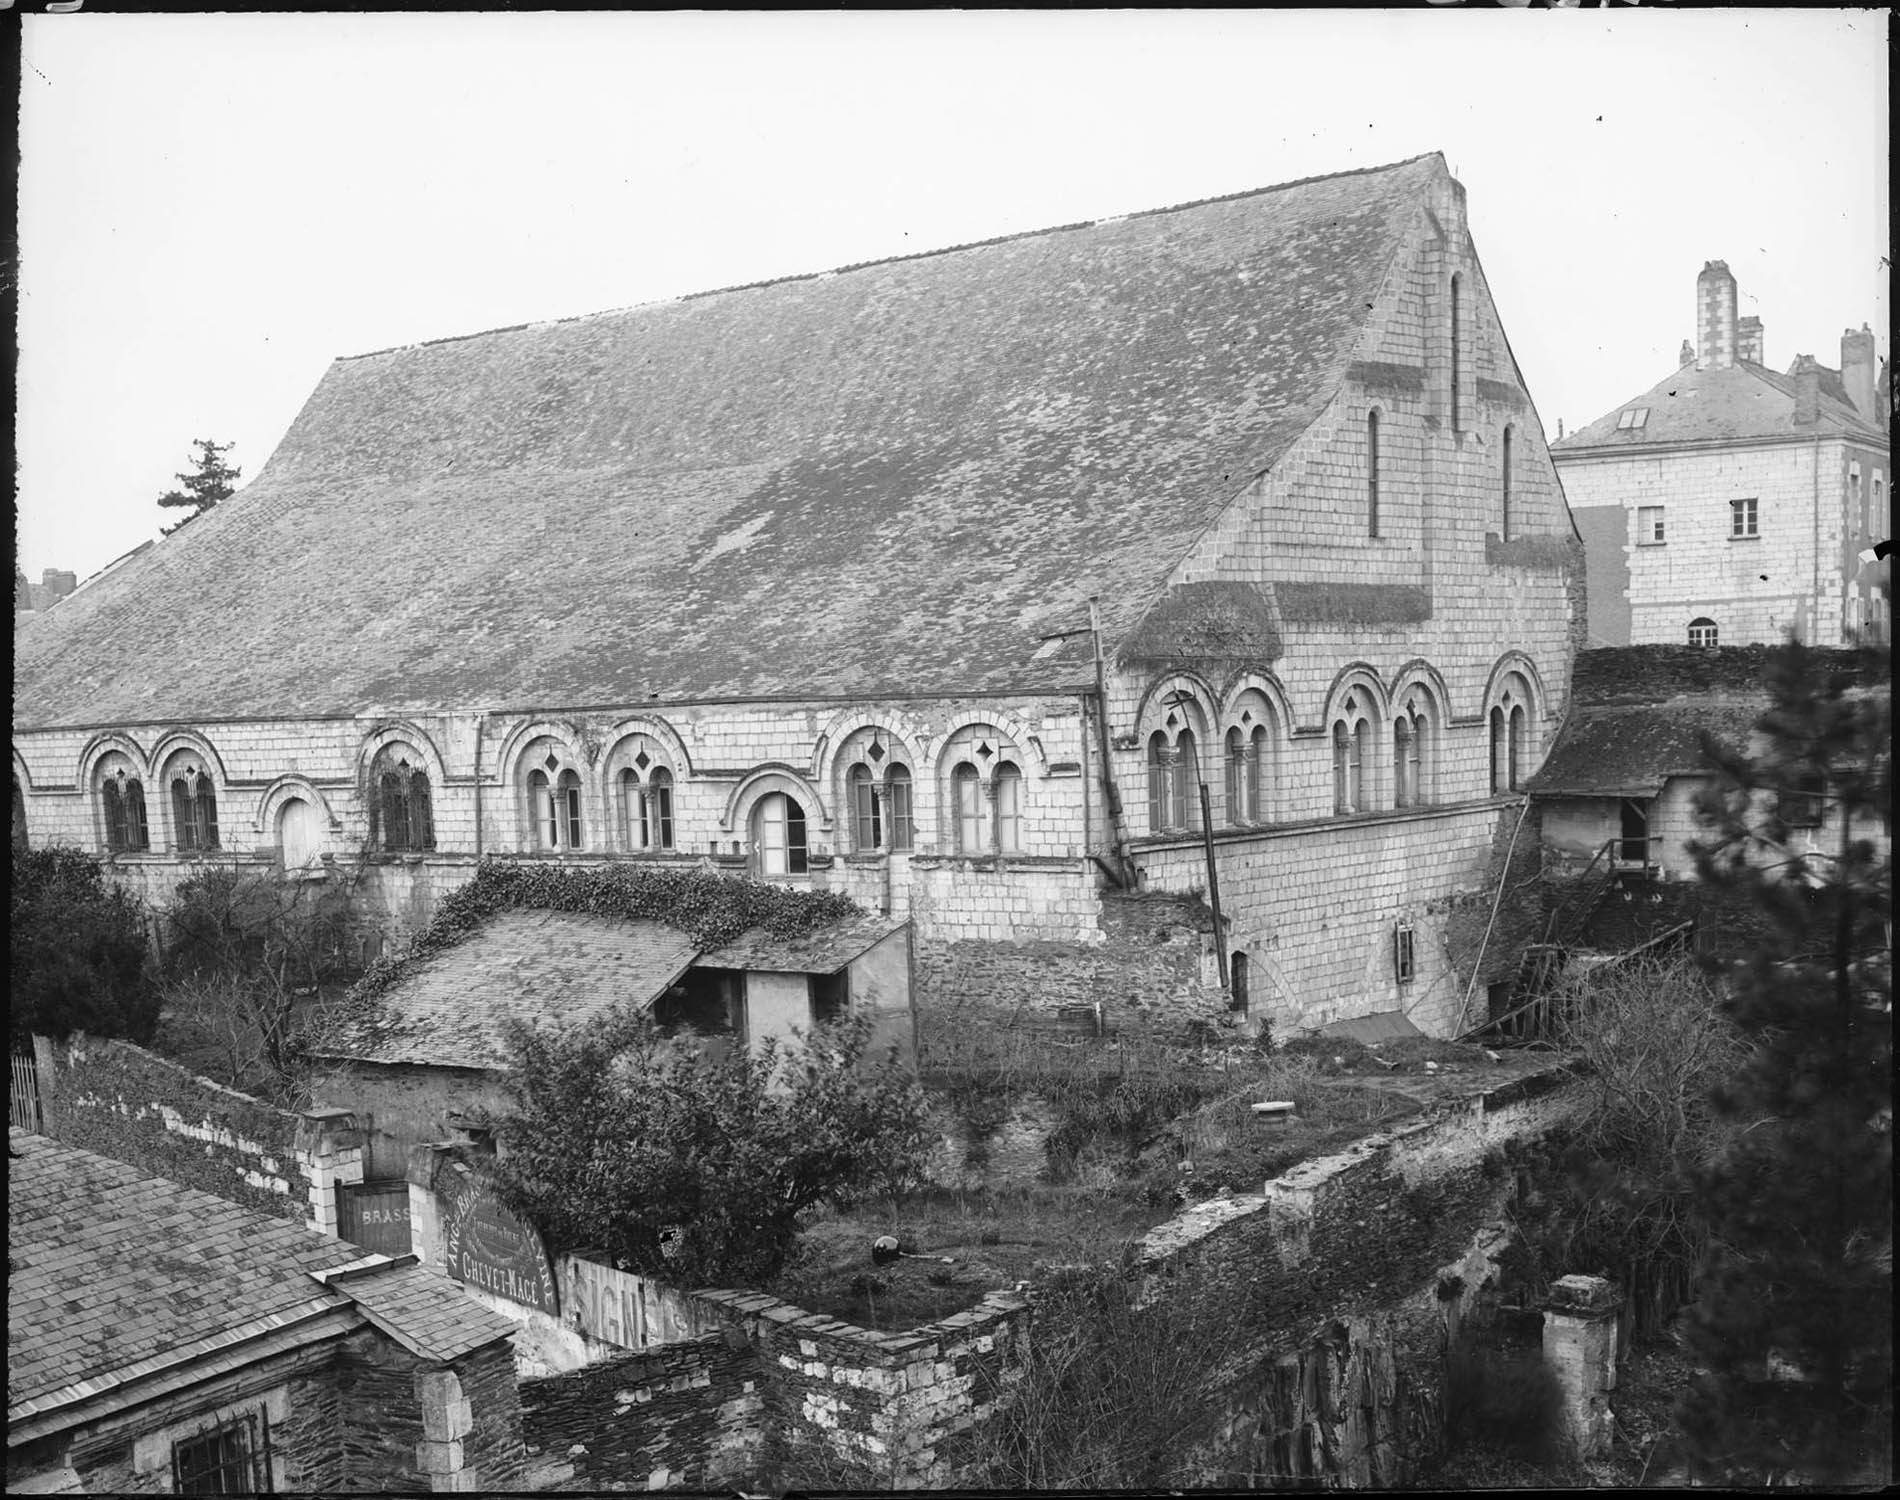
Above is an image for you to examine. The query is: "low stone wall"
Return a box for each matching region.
[516,1287,1030,1491]
[33,1032,312,1224]
[520,1333,762,1492]
[1121,1064,1582,1486]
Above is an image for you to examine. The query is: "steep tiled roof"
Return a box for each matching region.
[6,1130,503,1427]
[1553,360,1884,454]
[1526,698,1763,797]
[319,908,700,1069]
[13,155,1445,728]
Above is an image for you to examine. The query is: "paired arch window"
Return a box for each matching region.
[1147,726,1201,833]
[752,792,809,876]
[1393,693,1436,810]
[1489,676,1533,794]
[1223,722,1273,825]
[622,766,675,851]
[371,748,436,852]
[949,760,1023,854]
[529,766,585,851]
[99,763,151,852]
[614,736,677,852]
[844,731,916,855]
[168,764,220,852]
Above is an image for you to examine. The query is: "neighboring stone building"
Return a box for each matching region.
[312,900,916,1182]
[6,1129,527,1495]
[1524,644,1888,968]
[1554,260,1890,649]
[11,151,1581,1040]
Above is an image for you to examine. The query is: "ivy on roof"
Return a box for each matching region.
[313,860,863,1050]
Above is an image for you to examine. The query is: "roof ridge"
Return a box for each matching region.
[338,152,1441,364]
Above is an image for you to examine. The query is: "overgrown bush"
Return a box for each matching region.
[10,844,158,1046]
[490,1006,932,1286]
[1442,1341,1568,1464]
[1507,955,1747,1338]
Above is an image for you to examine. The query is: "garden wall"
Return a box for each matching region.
[32,1032,314,1223]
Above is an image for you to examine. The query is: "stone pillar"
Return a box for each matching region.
[415,1368,476,1493]
[1542,1274,1618,1459]
[295,1108,364,1237]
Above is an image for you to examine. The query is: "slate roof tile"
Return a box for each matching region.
[5,1130,509,1420]
[1525,698,1764,797]
[14,154,1443,727]
[1553,360,1883,453]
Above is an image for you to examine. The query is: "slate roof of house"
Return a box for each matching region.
[315,1258,510,1363]
[5,1131,513,1429]
[1552,359,1885,454]
[1525,698,1764,797]
[317,907,910,1069]
[13,153,1446,729]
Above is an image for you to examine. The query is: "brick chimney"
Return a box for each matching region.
[1841,324,1877,422]
[1736,316,1764,366]
[40,569,76,601]
[1790,354,1821,426]
[1696,261,1738,370]
[1679,339,1696,368]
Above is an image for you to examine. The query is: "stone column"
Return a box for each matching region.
[415,1368,476,1493]
[295,1108,364,1237]
[1542,1273,1618,1459]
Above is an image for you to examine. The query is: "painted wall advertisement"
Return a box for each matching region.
[438,1159,559,1316]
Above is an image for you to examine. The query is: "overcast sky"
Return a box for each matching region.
[15,9,1889,584]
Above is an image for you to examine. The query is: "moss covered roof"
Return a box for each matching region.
[14,154,1445,728]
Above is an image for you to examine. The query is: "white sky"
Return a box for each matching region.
[15,9,1890,583]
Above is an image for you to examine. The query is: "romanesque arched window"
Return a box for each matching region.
[838,726,916,856]
[752,791,808,876]
[520,739,584,852]
[371,747,435,851]
[886,765,915,853]
[1146,718,1202,834]
[1392,687,1438,810]
[1367,408,1381,538]
[278,796,321,869]
[1488,671,1537,794]
[614,735,677,852]
[1688,617,1719,648]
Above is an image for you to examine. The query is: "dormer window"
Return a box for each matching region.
[1616,407,1650,431]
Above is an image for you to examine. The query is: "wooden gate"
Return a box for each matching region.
[9,1049,42,1133]
[339,1178,413,1256]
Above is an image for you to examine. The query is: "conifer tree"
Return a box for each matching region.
[156,438,240,535]
[1677,640,1892,1485]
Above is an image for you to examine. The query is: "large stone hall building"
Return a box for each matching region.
[12,152,1581,1039]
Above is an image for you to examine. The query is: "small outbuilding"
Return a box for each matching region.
[6,1129,527,1494]
[310,905,916,1187]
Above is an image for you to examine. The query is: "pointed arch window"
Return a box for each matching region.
[170,768,220,852]
[617,739,677,853]
[373,751,435,852]
[1147,712,1202,834]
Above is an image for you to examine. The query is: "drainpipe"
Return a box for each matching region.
[1811,436,1823,643]
[1079,690,1093,865]
[1197,781,1230,997]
